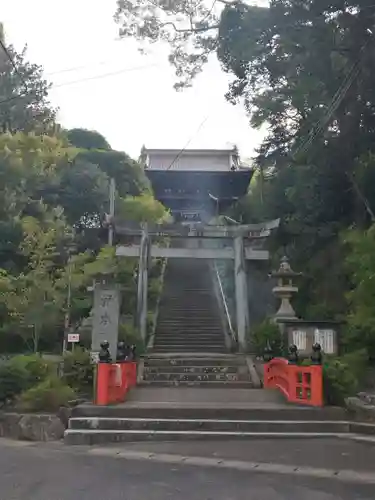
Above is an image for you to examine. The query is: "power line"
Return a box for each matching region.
[166,115,211,171]
[46,59,124,77]
[0,38,28,93]
[0,62,160,107]
[51,63,159,89]
[45,55,158,77]
[0,90,28,106]
[292,38,371,159]
[200,0,218,24]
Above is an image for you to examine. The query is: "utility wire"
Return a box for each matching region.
[0,38,28,93]
[200,0,218,24]
[291,38,370,159]
[46,58,127,77]
[166,114,210,170]
[0,62,160,107]
[51,63,159,89]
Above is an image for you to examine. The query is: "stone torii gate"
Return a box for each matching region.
[114,219,279,351]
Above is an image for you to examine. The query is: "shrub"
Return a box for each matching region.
[63,348,93,395]
[250,320,283,357]
[118,323,145,355]
[17,377,76,412]
[323,357,359,405]
[0,362,30,405]
[299,349,367,406]
[340,348,368,384]
[10,354,54,386]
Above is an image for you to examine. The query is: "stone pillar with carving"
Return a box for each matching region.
[271,256,301,322]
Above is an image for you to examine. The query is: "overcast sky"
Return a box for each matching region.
[2,0,266,160]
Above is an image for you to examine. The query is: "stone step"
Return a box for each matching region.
[154,340,225,345]
[159,308,216,312]
[68,417,350,433]
[158,304,216,309]
[158,307,217,321]
[157,321,221,326]
[158,310,216,314]
[155,331,223,336]
[161,299,214,303]
[159,301,215,305]
[162,287,215,299]
[153,338,225,345]
[139,380,254,388]
[143,357,244,367]
[71,403,346,421]
[158,317,220,321]
[143,366,240,374]
[153,339,225,344]
[152,349,227,354]
[158,321,222,333]
[160,295,213,298]
[154,332,225,337]
[157,319,222,325]
[151,347,227,353]
[153,344,226,349]
[64,428,352,446]
[142,372,249,382]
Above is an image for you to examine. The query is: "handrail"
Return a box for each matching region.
[264,358,323,407]
[213,261,236,343]
[147,257,168,351]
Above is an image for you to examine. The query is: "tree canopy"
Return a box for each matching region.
[0,34,167,352]
[115,0,375,364]
[0,33,56,133]
[66,129,111,150]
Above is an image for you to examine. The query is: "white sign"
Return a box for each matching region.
[90,352,99,364]
[68,333,80,343]
[314,328,334,354]
[292,330,307,351]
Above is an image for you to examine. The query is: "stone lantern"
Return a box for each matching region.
[271,256,301,321]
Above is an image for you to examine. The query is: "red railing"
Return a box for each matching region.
[264,358,323,407]
[96,361,137,405]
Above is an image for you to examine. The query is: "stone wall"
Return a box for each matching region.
[0,412,66,441]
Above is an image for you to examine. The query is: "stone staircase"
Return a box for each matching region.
[145,258,254,388]
[141,355,253,388]
[64,257,350,446]
[64,394,348,445]
[151,258,227,354]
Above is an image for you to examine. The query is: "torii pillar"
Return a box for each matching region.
[234,235,249,352]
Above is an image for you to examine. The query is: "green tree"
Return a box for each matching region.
[117,194,169,223]
[0,33,56,132]
[2,212,71,351]
[344,224,375,359]
[77,149,150,198]
[66,128,111,150]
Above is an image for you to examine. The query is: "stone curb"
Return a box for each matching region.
[88,447,375,484]
[245,355,261,388]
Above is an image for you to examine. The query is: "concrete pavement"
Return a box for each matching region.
[113,438,375,473]
[0,439,375,499]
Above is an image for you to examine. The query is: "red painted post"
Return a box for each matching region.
[96,363,111,405]
[128,362,137,387]
[108,364,124,403]
[120,363,130,399]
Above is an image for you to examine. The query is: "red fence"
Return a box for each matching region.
[96,362,137,405]
[264,358,323,407]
